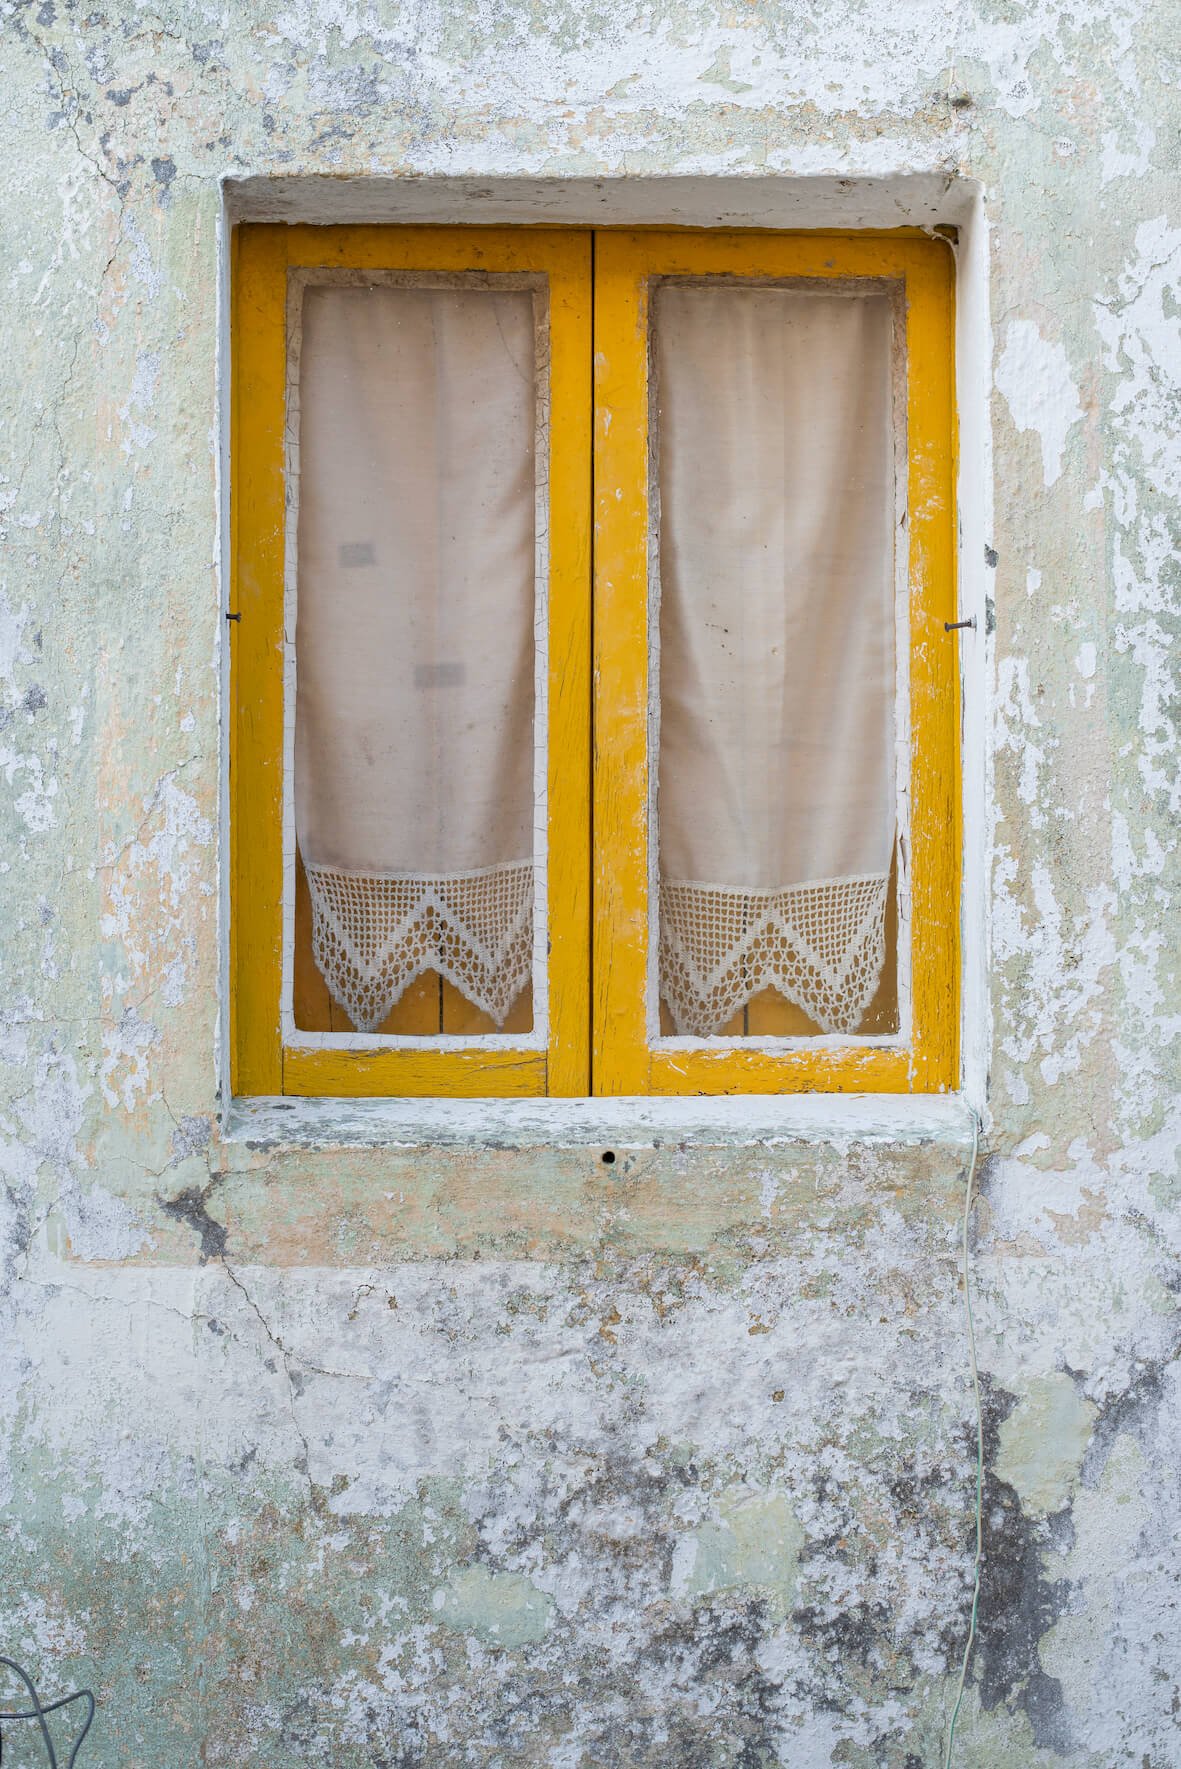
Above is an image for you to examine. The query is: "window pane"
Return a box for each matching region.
[653,282,900,1039]
[291,282,538,1036]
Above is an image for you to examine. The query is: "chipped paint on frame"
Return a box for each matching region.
[0,0,1179,1762]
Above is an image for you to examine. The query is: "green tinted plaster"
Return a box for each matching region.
[434,1564,555,1647]
[674,1490,805,1619]
[995,1372,1097,1519]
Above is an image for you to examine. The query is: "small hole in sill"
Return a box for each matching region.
[601,1149,616,1165]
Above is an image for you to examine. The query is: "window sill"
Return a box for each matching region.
[222,1092,976,1154]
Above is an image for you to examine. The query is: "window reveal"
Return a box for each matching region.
[592,230,958,1096]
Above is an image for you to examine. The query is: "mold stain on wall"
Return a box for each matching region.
[0,0,1178,1763]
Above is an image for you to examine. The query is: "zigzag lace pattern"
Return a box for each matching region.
[304,860,533,1033]
[659,872,890,1038]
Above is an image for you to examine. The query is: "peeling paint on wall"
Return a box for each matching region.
[0,0,1178,1763]
[995,322,1083,490]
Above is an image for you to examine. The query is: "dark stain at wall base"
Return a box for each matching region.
[975,1377,1073,1756]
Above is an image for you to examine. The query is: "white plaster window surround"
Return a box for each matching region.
[217,173,991,1131]
[222,1091,978,1153]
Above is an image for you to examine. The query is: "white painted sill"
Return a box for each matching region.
[222,1094,976,1152]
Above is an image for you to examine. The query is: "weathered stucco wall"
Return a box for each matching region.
[1,2,1178,1763]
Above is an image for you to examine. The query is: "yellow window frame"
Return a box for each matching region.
[231,225,958,1100]
[592,230,959,1095]
[231,225,592,1097]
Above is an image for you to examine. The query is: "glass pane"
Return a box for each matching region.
[291,282,538,1036]
[653,281,900,1039]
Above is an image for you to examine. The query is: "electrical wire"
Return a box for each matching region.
[0,1657,95,1768]
[944,1112,983,1769]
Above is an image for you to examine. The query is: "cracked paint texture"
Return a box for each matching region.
[0,0,1178,1763]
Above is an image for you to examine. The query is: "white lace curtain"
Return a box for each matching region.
[293,282,537,1033]
[654,283,898,1037]
[292,276,896,1042]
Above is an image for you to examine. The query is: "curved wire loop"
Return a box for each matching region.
[0,1657,95,1769]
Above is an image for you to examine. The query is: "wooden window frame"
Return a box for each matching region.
[231,225,592,1097]
[231,225,958,1100]
[593,231,959,1095]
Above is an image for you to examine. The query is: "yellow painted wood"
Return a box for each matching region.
[592,230,959,1095]
[744,990,823,1039]
[635,1046,911,1095]
[293,854,445,1033]
[292,853,338,1031]
[384,975,444,1036]
[229,219,245,1079]
[543,234,594,1095]
[231,224,287,1095]
[232,225,592,1098]
[238,224,957,1099]
[591,240,653,1095]
[282,1045,544,1097]
[744,853,900,1037]
[440,977,534,1037]
[902,245,960,1093]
